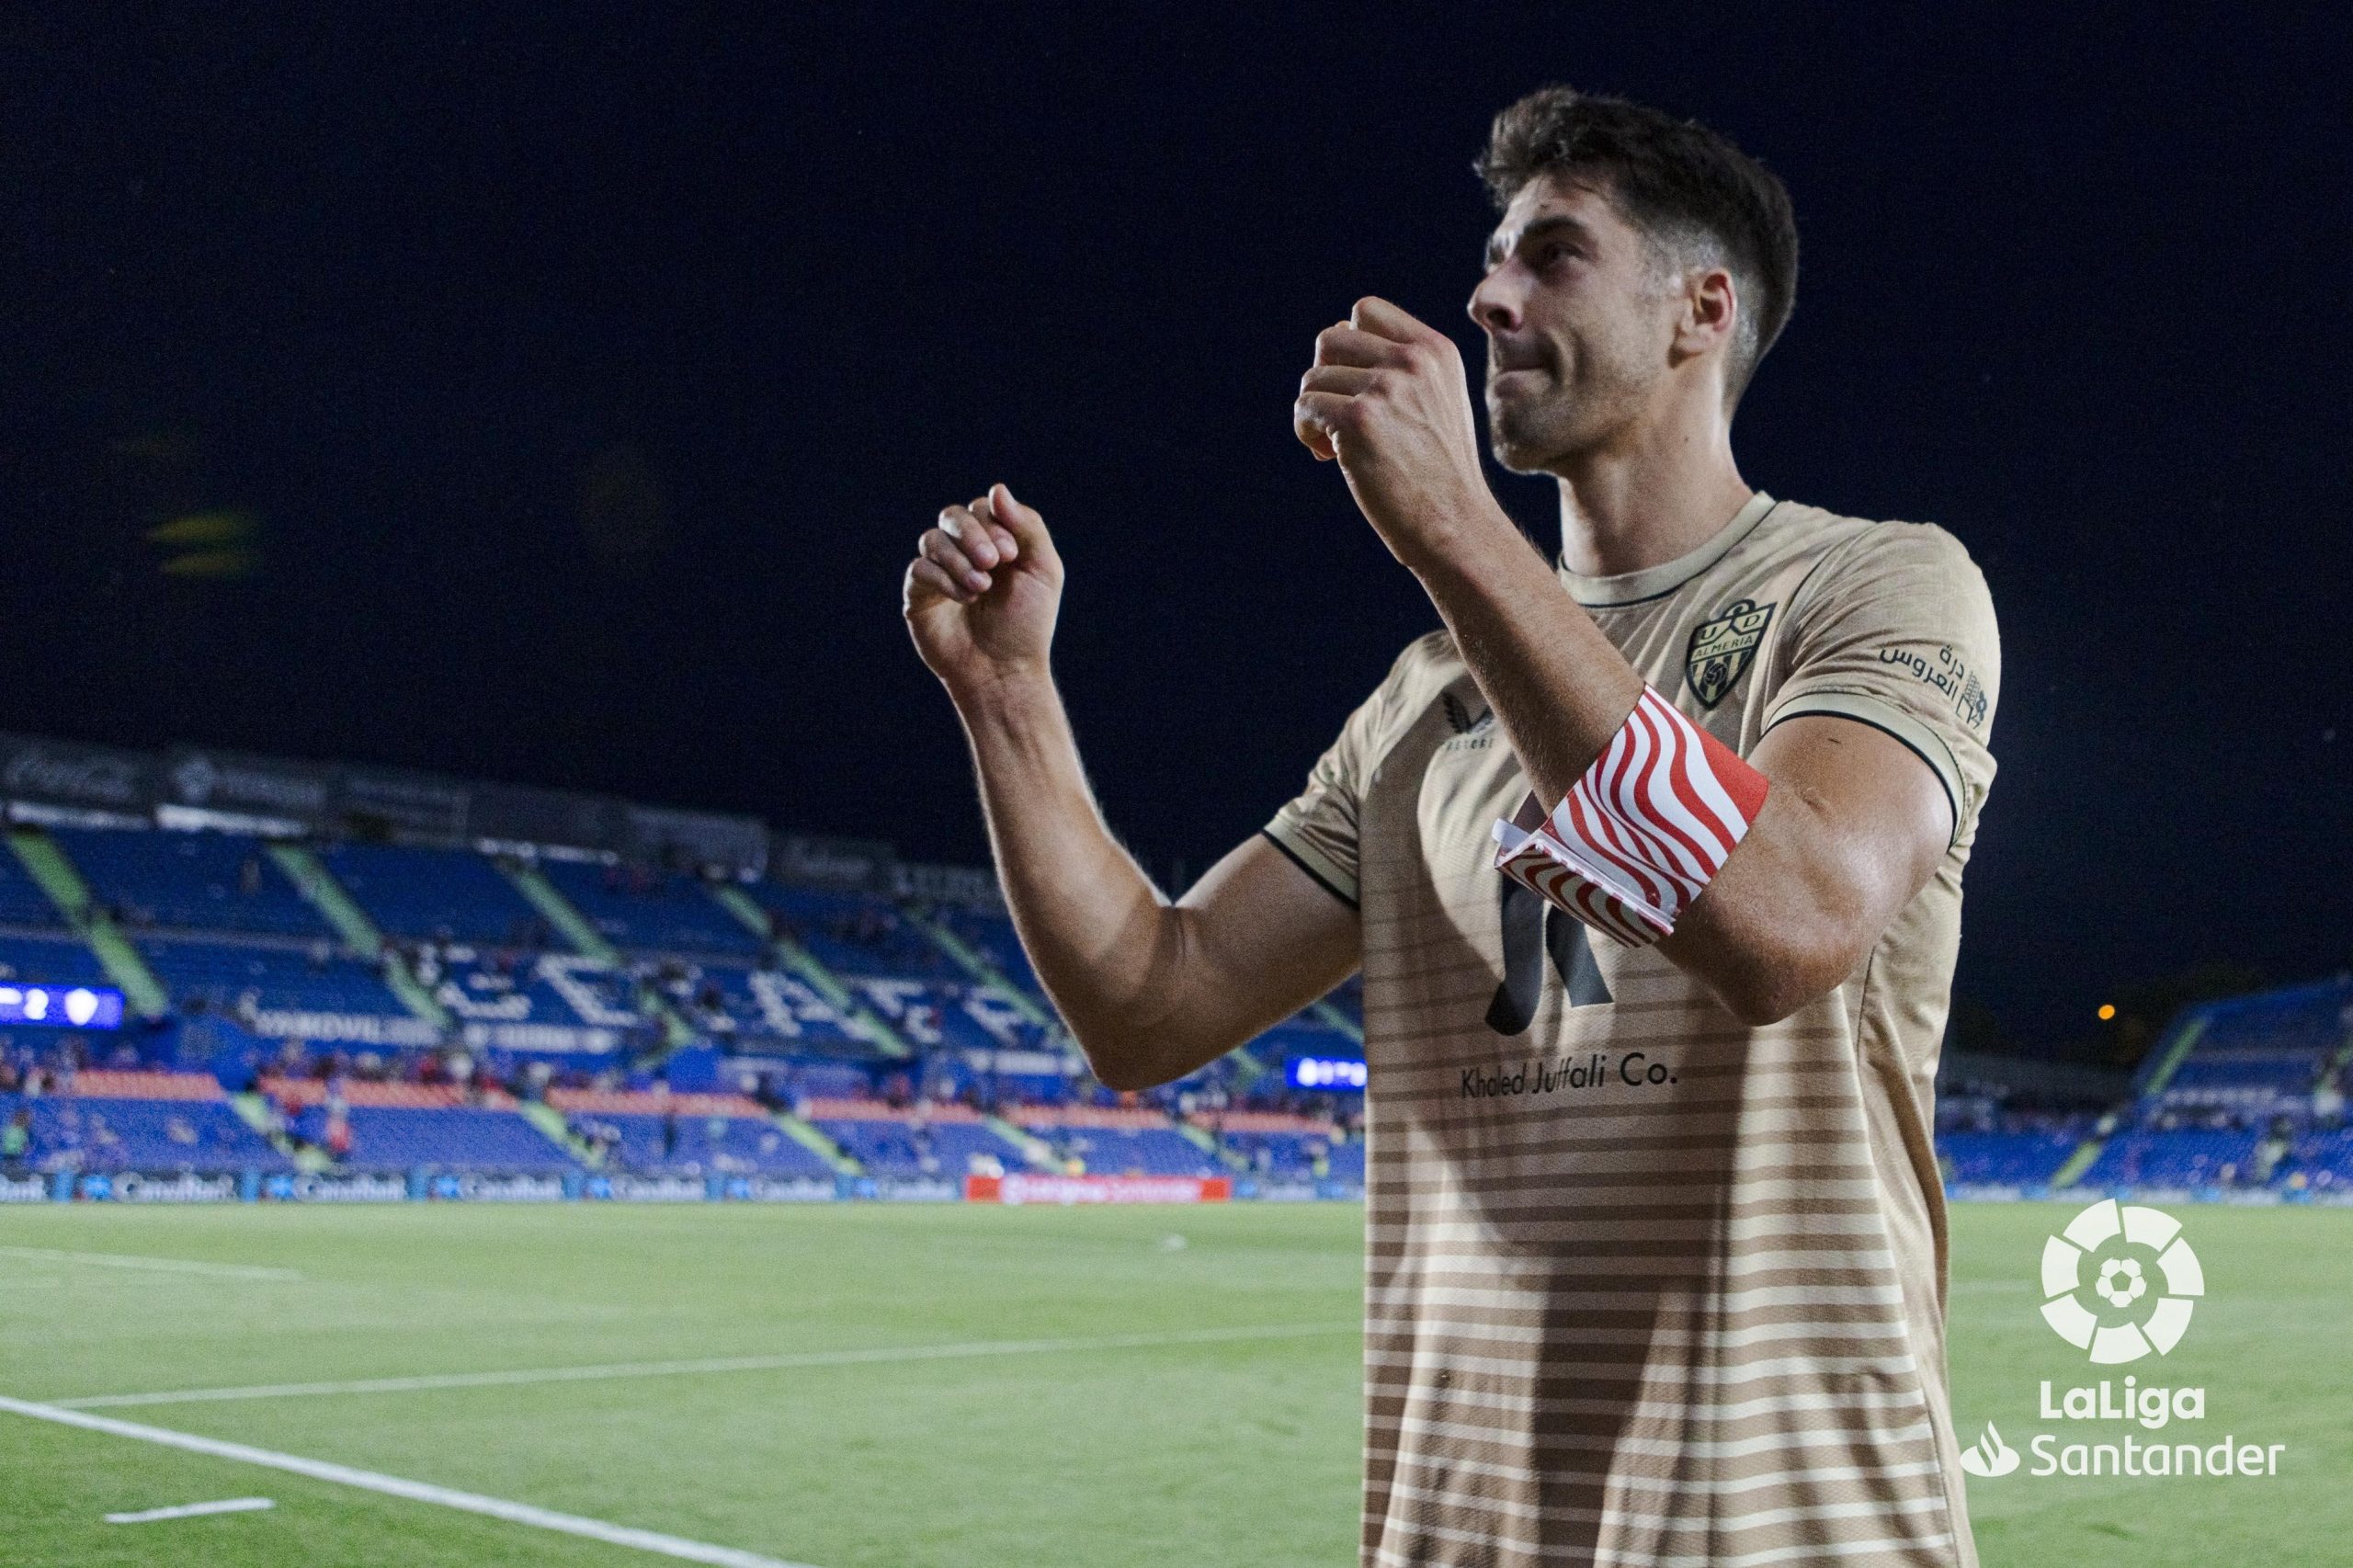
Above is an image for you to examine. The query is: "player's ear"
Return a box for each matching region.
[1669,267,1738,367]
[1693,268,1737,346]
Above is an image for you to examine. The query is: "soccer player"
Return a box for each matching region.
[904,86,1995,1568]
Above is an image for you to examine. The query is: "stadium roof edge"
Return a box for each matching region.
[0,729,1005,908]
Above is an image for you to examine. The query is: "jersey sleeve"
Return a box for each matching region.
[1262,639,1430,908]
[1760,522,2001,847]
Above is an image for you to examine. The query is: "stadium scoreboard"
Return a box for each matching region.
[0,983,124,1028]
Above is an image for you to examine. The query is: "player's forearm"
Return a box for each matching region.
[1409,515,1646,809]
[950,672,1210,1086]
[1414,524,1862,1023]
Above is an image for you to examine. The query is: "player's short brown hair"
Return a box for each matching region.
[1478,87,1799,404]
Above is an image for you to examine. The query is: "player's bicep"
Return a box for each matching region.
[1172,832,1360,1047]
[1663,714,1949,1019]
[1706,714,1950,946]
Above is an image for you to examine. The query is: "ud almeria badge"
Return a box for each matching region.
[1685,598,1776,708]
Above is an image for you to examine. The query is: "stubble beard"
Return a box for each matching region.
[1484,337,1660,475]
[1486,376,1597,476]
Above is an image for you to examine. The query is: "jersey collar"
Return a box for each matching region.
[1556,492,1779,608]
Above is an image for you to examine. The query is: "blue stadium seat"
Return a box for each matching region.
[567,1111,835,1178]
[2,1091,293,1173]
[318,842,546,946]
[1938,1130,2083,1187]
[330,1106,578,1174]
[54,827,325,937]
[655,961,870,1051]
[813,1115,1017,1177]
[537,861,766,958]
[0,846,71,927]
[138,937,407,1018]
[749,885,952,979]
[1026,1121,1222,1177]
[0,933,113,988]
[2075,1128,2263,1189]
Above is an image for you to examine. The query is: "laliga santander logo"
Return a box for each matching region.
[1961,1200,2286,1485]
[1958,1423,2021,1478]
[2039,1199,2203,1364]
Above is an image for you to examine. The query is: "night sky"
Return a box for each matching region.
[3,8,2347,1050]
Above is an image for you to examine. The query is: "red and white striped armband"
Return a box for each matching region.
[1490,686,1769,948]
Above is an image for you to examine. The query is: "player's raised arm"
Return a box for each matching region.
[904,483,1360,1089]
[1295,281,1990,1027]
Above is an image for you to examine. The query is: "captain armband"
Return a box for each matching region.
[1490,686,1769,948]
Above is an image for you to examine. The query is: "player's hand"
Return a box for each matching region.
[1294,297,1505,568]
[904,483,1064,699]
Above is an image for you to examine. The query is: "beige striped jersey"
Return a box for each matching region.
[1264,493,2000,1568]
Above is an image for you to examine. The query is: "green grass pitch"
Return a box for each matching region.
[0,1200,2347,1566]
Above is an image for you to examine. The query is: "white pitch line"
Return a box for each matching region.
[106,1496,276,1524]
[0,1244,301,1282]
[56,1321,1358,1411]
[0,1395,824,1568]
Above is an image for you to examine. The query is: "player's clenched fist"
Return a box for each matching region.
[1294,296,1501,569]
[903,483,1064,699]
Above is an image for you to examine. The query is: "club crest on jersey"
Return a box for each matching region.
[1685,598,1776,708]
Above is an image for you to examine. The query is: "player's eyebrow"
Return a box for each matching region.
[1484,213,1595,269]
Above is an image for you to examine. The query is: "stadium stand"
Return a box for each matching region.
[1938,1127,2086,1188]
[806,1096,1023,1178]
[265,1079,577,1174]
[138,936,409,1020]
[536,860,767,959]
[318,841,547,946]
[752,883,955,979]
[1,1069,292,1174]
[9,774,2344,1206]
[2138,978,2352,1125]
[422,946,641,1038]
[2075,1127,2267,1190]
[0,840,74,928]
[2284,1126,2353,1191]
[52,826,324,937]
[674,960,872,1051]
[0,933,115,988]
[931,902,1045,997]
[551,1087,835,1178]
[1021,1105,1225,1178]
[1195,1110,1351,1178]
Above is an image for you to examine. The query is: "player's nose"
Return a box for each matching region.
[1468,271,1520,337]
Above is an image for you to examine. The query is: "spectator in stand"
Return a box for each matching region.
[41,1114,82,1174]
[2,1108,28,1172]
[2313,1071,2345,1131]
[324,1108,353,1162]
